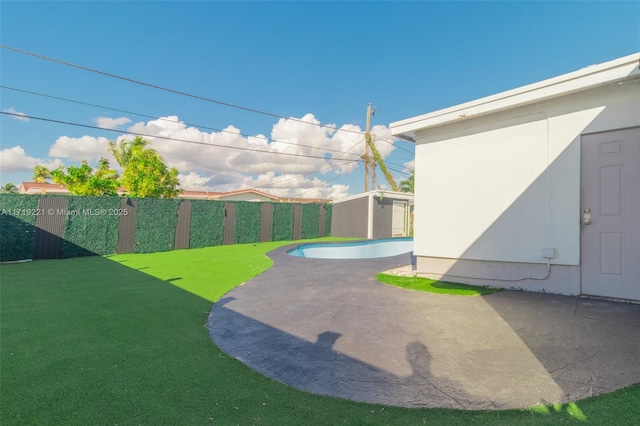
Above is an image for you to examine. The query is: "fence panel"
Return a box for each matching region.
[117,199,137,254]
[33,197,67,259]
[292,204,302,240]
[260,203,274,242]
[189,200,224,248]
[223,202,236,245]
[319,204,326,237]
[2,195,333,260]
[174,201,192,249]
[0,194,38,262]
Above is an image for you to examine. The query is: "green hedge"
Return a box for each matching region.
[0,194,39,262]
[233,202,262,244]
[62,197,120,258]
[271,203,293,241]
[301,203,320,239]
[189,200,225,248]
[324,204,332,236]
[134,198,180,253]
[1,195,332,260]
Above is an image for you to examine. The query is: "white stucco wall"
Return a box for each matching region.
[413,79,640,266]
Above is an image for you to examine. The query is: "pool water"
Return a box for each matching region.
[287,238,413,259]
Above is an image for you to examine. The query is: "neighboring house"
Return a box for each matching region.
[390,53,640,302]
[279,196,331,204]
[331,190,414,239]
[17,183,327,203]
[179,188,281,202]
[19,182,72,195]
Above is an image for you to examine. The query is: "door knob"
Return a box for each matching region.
[583,219,591,225]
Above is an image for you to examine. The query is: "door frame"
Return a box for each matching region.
[579,125,640,299]
[392,200,408,237]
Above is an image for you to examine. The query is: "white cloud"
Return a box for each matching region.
[0,146,63,172]
[28,113,402,199]
[403,159,415,172]
[95,116,131,129]
[49,135,113,162]
[2,107,30,122]
[122,114,374,177]
[178,169,352,200]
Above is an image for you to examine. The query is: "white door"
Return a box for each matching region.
[580,127,640,301]
[392,201,407,237]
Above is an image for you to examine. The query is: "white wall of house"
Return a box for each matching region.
[411,80,639,289]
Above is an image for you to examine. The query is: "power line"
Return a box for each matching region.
[0,85,361,159]
[371,134,414,155]
[385,164,412,177]
[255,128,367,190]
[0,111,360,163]
[120,3,409,131]
[255,161,359,190]
[2,45,362,137]
[0,86,368,192]
[298,163,360,196]
[1,45,414,155]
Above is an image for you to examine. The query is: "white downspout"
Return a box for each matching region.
[367,192,374,239]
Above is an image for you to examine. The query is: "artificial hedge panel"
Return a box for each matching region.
[62,196,120,258]
[324,203,332,236]
[0,194,39,262]
[134,198,180,253]
[271,203,293,241]
[189,200,225,249]
[301,203,320,239]
[233,201,262,244]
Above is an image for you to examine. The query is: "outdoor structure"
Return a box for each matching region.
[331,190,413,239]
[18,183,328,203]
[390,53,640,302]
[179,188,280,202]
[19,182,70,195]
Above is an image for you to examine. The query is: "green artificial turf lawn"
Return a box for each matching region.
[1,238,639,425]
[377,273,501,296]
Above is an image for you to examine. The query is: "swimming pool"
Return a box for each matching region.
[287,238,413,259]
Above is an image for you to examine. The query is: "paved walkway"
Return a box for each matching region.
[207,244,640,410]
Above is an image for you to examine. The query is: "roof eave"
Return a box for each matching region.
[331,189,414,204]
[390,52,640,137]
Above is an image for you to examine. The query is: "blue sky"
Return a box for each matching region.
[1,1,638,199]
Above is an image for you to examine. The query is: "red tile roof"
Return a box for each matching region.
[17,183,328,203]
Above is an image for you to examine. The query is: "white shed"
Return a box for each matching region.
[331,190,414,239]
[390,53,640,302]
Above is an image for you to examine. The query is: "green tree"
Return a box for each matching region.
[108,136,156,168]
[400,169,414,193]
[51,158,119,196]
[1,182,19,194]
[108,136,180,198]
[32,165,51,183]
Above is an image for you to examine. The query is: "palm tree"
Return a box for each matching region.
[108,136,158,168]
[32,165,51,183]
[400,169,414,193]
[1,182,19,194]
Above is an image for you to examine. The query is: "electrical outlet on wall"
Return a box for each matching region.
[541,247,555,259]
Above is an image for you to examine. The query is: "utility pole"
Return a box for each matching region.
[364,103,375,192]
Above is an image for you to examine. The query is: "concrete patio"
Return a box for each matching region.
[207,244,640,410]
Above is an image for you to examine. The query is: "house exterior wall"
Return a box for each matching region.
[412,80,640,294]
[331,196,369,238]
[372,197,394,238]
